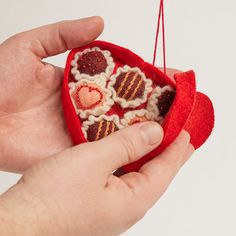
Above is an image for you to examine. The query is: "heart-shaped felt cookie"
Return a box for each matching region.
[73,83,105,110]
[62,41,214,174]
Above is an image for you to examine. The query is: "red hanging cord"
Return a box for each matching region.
[152,0,167,74]
[152,0,162,66]
[161,0,166,74]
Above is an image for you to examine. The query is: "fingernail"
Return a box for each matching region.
[139,122,163,145]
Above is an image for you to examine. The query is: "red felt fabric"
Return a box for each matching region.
[62,40,215,174]
[184,92,215,149]
[63,49,87,145]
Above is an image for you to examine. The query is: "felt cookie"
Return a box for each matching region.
[120,109,155,127]
[147,85,175,122]
[108,66,153,108]
[71,47,115,81]
[82,115,123,142]
[69,78,114,119]
[62,41,214,173]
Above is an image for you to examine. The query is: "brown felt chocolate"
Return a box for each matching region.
[113,71,145,100]
[86,120,119,142]
[77,51,107,76]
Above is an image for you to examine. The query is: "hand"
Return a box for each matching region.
[0,122,194,236]
[0,16,104,173]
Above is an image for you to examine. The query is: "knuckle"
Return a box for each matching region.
[127,172,151,193]
[117,133,137,163]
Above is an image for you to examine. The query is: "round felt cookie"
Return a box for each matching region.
[71,47,115,80]
[108,66,153,108]
[147,85,175,121]
[77,51,107,76]
[157,89,176,117]
[121,109,155,126]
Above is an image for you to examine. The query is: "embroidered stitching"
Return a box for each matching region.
[69,78,114,119]
[69,47,176,142]
[71,47,115,82]
[108,66,153,108]
[147,85,174,121]
[121,109,155,127]
[82,115,124,141]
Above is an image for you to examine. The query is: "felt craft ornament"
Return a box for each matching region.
[62,1,214,174]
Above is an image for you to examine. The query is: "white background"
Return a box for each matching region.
[0,0,235,235]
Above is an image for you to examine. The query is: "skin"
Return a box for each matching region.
[0,16,194,235]
[0,16,104,173]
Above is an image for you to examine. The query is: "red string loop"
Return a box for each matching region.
[152,0,166,74]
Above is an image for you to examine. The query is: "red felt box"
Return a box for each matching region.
[62,41,214,173]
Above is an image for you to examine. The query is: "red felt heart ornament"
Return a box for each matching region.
[62,41,214,173]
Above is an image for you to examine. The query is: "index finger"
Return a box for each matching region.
[119,130,193,212]
[139,130,193,205]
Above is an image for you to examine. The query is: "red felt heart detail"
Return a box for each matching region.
[62,41,215,173]
[73,83,105,110]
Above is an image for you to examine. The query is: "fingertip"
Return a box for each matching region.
[82,15,104,33]
[161,68,183,79]
[73,16,104,46]
[30,16,105,58]
[91,16,104,28]
[92,121,164,173]
[182,129,190,136]
[140,129,191,175]
[175,130,191,145]
[94,16,105,36]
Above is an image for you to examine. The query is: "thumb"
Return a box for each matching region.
[86,122,163,173]
[7,16,104,58]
